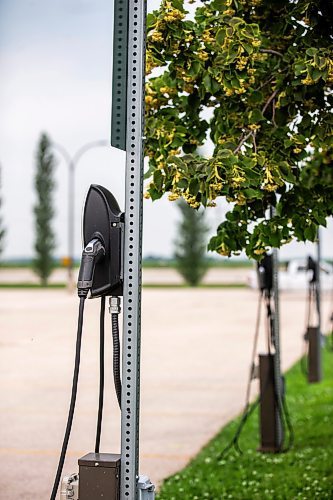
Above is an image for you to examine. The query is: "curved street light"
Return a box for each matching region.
[52,140,110,288]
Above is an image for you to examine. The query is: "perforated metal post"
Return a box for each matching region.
[120,0,147,499]
[309,229,323,382]
[272,247,284,449]
[316,229,322,336]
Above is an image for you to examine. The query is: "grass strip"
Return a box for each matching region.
[157,348,333,499]
[0,283,246,289]
[0,283,66,289]
[142,283,247,289]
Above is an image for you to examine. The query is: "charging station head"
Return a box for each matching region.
[83,184,123,297]
[257,253,273,293]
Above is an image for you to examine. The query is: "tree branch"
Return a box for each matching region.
[260,49,283,57]
[262,89,279,114]
[234,131,253,154]
[252,131,257,154]
[233,90,279,154]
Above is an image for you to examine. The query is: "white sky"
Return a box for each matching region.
[0,0,332,261]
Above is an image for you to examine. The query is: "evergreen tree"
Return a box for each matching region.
[0,165,5,261]
[174,200,209,286]
[34,133,56,285]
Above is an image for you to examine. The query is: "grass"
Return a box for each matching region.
[142,283,246,289]
[0,283,66,289]
[0,283,246,289]
[0,259,253,269]
[142,259,253,269]
[157,347,333,500]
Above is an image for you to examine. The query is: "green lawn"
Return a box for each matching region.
[0,283,66,289]
[0,283,246,289]
[157,347,333,500]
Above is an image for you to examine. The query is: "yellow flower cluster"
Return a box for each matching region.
[209,181,223,200]
[145,83,160,109]
[144,181,154,200]
[146,51,159,75]
[230,167,246,188]
[301,75,315,86]
[326,58,333,84]
[262,166,278,192]
[234,78,248,94]
[252,52,267,62]
[168,191,181,201]
[151,30,164,43]
[163,2,185,23]
[216,242,231,256]
[184,193,200,208]
[253,247,266,256]
[185,32,194,43]
[224,8,236,16]
[249,124,261,131]
[202,29,215,44]
[184,83,195,93]
[236,56,248,71]
[197,50,209,61]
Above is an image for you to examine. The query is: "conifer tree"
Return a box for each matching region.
[0,165,5,261]
[34,133,56,285]
[174,200,209,286]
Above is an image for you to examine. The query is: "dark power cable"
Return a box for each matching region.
[50,296,86,500]
[95,296,106,453]
[112,312,122,409]
[219,291,263,458]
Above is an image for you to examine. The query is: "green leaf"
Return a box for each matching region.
[153,169,164,191]
[216,28,226,46]
[304,224,317,241]
[248,109,264,123]
[189,178,200,196]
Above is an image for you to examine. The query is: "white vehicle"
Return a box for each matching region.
[248,258,333,291]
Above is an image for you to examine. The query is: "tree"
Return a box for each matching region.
[144,0,333,259]
[34,133,56,285]
[174,199,209,285]
[0,165,5,261]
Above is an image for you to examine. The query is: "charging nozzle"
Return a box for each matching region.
[77,238,105,297]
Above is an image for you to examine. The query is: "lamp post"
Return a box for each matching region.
[52,140,109,289]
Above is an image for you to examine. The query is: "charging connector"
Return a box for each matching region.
[77,238,105,297]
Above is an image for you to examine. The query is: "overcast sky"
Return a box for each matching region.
[1,0,332,261]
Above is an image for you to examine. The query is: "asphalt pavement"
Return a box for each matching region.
[0,286,331,499]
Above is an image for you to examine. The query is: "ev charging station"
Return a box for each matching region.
[256,249,285,452]
[303,233,323,384]
[50,1,155,498]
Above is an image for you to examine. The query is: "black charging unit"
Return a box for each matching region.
[50,184,124,500]
[81,184,124,298]
[256,255,285,453]
[304,255,322,383]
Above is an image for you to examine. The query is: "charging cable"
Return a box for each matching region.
[50,237,105,500]
[95,296,106,454]
[110,297,122,409]
[50,297,85,500]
